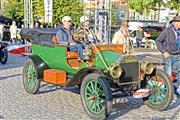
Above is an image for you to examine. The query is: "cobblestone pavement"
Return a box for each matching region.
[0,50,180,120]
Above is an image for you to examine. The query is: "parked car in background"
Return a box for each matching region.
[2,25,11,42]
[129,26,163,48]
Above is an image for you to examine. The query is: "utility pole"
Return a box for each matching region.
[24,0,33,55]
[95,0,111,41]
[24,0,33,28]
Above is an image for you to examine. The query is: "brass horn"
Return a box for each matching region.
[141,61,154,75]
[109,63,123,79]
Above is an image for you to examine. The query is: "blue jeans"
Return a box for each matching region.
[136,39,142,48]
[68,44,85,60]
[11,38,17,44]
[164,55,180,89]
[0,35,3,42]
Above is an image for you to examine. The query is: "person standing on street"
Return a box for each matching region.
[112,21,130,53]
[156,16,180,97]
[10,21,17,44]
[0,23,4,42]
[136,25,144,48]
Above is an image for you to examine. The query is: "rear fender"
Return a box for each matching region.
[29,55,49,79]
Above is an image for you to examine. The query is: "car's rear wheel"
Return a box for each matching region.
[80,73,112,120]
[0,47,8,64]
[23,59,40,94]
[142,69,174,110]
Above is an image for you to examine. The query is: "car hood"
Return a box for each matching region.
[94,50,123,69]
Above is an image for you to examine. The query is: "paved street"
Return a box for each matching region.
[0,50,180,120]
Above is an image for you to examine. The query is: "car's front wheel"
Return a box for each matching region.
[142,69,174,110]
[80,73,112,120]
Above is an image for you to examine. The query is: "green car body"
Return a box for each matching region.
[31,43,135,75]
[22,29,174,120]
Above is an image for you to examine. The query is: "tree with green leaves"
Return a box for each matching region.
[128,0,164,14]
[4,0,24,20]
[53,0,84,25]
[4,0,83,25]
[32,0,44,22]
[128,0,147,15]
[166,0,180,13]
[128,0,179,21]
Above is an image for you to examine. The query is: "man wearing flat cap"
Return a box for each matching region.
[56,16,85,61]
[156,16,180,97]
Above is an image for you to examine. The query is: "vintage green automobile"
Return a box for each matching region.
[21,29,173,120]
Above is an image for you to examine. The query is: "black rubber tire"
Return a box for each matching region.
[22,59,40,94]
[142,69,174,111]
[80,73,112,120]
[0,47,8,64]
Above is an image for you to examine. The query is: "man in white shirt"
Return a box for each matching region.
[10,21,17,44]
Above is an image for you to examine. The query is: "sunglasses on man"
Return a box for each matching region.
[64,20,72,22]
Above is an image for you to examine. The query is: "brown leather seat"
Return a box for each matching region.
[52,36,78,58]
[52,36,59,45]
[66,51,78,58]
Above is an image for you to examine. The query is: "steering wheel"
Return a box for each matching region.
[72,28,88,43]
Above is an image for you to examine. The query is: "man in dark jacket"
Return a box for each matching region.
[56,16,85,61]
[156,16,180,97]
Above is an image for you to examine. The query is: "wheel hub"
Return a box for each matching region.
[151,87,158,94]
[88,95,96,101]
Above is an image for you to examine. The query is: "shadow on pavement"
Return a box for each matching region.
[38,83,63,94]
[0,115,4,119]
[108,96,180,120]
[107,97,142,120]
[169,97,180,109]
[165,98,180,120]
[63,86,80,94]
[0,74,22,81]
[168,106,180,120]
[0,54,26,70]
[38,83,80,94]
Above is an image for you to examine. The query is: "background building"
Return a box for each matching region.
[113,0,129,20]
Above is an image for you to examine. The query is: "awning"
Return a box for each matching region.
[0,16,18,24]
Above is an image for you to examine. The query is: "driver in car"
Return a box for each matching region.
[56,16,85,61]
[79,15,98,44]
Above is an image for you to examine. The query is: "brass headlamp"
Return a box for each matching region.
[141,61,154,75]
[108,63,123,79]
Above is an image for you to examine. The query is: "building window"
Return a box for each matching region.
[119,11,126,19]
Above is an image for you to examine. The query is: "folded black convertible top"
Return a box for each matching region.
[20,28,59,45]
